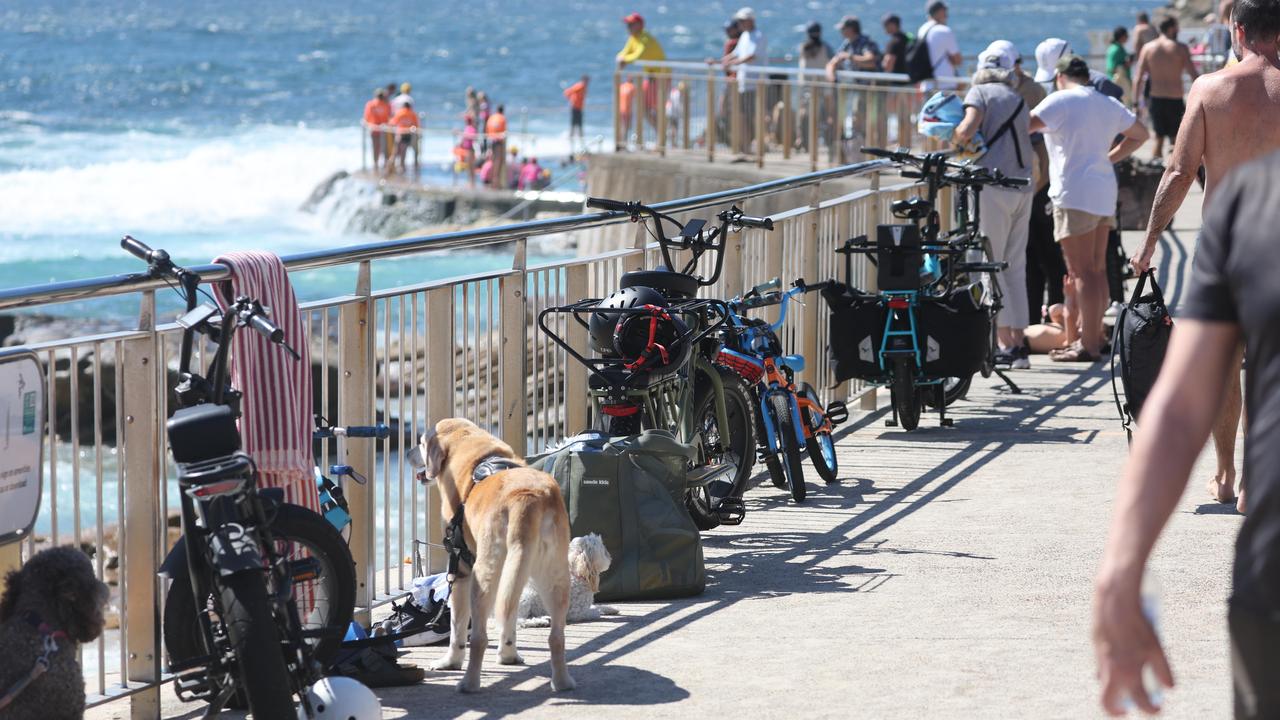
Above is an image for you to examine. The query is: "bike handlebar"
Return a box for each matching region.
[315,424,391,439]
[737,214,774,231]
[248,312,285,344]
[586,197,637,213]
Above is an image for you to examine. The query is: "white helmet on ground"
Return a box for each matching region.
[299,677,382,720]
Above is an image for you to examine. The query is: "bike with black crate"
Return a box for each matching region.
[820,148,1026,431]
[537,199,773,529]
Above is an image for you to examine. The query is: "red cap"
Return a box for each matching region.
[622,12,643,24]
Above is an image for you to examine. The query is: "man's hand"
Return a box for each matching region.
[1131,239,1158,274]
[1093,574,1175,715]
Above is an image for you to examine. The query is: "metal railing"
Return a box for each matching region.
[0,157,952,717]
[612,59,969,170]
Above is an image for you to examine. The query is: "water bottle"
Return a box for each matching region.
[1122,571,1164,711]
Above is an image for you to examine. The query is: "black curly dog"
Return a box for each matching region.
[0,546,109,720]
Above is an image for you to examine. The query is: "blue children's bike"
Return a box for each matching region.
[718,278,848,502]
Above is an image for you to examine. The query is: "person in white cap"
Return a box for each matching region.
[951,45,1035,368]
[918,0,962,90]
[1033,38,1124,100]
[723,7,767,153]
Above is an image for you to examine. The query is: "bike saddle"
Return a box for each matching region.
[619,269,700,299]
[891,197,932,220]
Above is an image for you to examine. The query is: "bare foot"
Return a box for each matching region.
[1209,473,1236,503]
[1237,482,1247,515]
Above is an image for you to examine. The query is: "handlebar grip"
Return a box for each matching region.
[861,147,896,159]
[1000,177,1030,188]
[121,235,169,267]
[248,313,285,344]
[737,214,774,231]
[343,425,391,439]
[752,277,781,295]
[586,197,633,212]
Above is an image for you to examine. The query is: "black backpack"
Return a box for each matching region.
[1111,270,1173,440]
[905,25,936,83]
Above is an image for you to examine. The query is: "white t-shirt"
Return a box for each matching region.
[917,20,959,90]
[734,29,768,91]
[392,93,413,112]
[1032,86,1137,216]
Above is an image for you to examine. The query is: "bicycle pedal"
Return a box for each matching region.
[289,557,322,583]
[885,420,898,427]
[940,419,955,427]
[826,401,849,426]
[714,497,746,525]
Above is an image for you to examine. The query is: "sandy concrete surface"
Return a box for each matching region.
[89,185,1239,719]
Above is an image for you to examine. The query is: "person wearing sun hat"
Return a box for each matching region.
[952,42,1036,369]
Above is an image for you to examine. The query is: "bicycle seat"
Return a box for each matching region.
[619,269,700,299]
[891,197,932,220]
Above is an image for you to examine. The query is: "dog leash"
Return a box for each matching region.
[0,613,66,712]
[444,455,523,585]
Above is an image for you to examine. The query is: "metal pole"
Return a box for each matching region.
[424,286,452,573]
[681,80,691,150]
[809,88,819,172]
[782,81,793,160]
[657,76,668,157]
[563,265,589,435]
[755,77,766,169]
[706,70,717,163]
[861,172,882,410]
[613,71,623,151]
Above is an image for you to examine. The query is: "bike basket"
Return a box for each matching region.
[918,291,990,378]
[822,284,887,382]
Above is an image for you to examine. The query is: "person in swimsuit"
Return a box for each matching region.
[1133,16,1199,160]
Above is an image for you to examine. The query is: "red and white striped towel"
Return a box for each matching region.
[213,251,318,514]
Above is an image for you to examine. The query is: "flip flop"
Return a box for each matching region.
[1050,346,1100,363]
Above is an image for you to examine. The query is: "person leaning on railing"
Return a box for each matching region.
[363,87,391,172]
[616,11,668,129]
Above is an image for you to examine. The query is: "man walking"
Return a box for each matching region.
[1132,0,1280,511]
[1093,150,1280,718]
[881,14,910,74]
[952,45,1036,368]
[1133,16,1199,159]
[1133,12,1158,57]
[918,1,962,90]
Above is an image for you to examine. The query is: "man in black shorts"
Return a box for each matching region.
[1094,151,1280,718]
[1133,16,1199,159]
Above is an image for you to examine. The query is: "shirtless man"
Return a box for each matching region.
[1132,0,1280,513]
[1133,16,1199,159]
[1133,12,1158,57]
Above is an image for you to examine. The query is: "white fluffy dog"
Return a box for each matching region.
[518,534,618,628]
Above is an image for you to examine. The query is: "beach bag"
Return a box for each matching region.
[823,283,887,382]
[529,430,705,602]
[1111,270,1173,440]
[918,289,991,378]
[905,25,936,82]
[917,92,965,141]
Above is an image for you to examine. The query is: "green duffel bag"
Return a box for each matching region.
[528,430,706,602]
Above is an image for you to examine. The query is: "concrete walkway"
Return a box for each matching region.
[89,185,1241,720]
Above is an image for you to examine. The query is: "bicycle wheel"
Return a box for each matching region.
[796,383,839,484]
[770,392,807,503]
[165,503,355,705]
[218,570,296,718]
[765,454,788,489]
[891,361,921,432]
[688,368,757,529]
[922,374,972,410]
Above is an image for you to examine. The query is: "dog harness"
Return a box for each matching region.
[0,613,67,712]
[444,455,523,584]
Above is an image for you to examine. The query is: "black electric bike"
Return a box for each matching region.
[121,237,355,718]
[538,201,770,529]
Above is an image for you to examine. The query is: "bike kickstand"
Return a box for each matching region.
[993,368,1023,395]
[937,386,954,427]
[886,389,899,427]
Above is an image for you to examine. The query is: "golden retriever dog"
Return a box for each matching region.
[410,418,575,693]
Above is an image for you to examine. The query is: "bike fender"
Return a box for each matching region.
[695,356,730,440]
[158,537,189,580]
[758,392,779,452]
[208,524,264,576]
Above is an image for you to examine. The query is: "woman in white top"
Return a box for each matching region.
[1029,55,1149,362]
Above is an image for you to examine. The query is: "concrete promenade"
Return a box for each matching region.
[89,186,1240,719]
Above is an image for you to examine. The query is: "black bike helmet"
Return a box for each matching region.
[588,286,669,355]
[613,306,690,375]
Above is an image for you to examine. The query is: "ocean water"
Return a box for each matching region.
[0,0,1164,320]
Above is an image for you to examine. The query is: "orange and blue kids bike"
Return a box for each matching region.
[718,278,848,502]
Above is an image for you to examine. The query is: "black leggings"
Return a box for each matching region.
[1025,186,1066,323]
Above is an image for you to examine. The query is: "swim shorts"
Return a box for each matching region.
[1148,97,1185,140]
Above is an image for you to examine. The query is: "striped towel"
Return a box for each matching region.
[213,251,318,514]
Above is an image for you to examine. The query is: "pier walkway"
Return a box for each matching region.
[86,187,1240,719]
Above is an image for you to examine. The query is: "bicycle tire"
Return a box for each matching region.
[164,503,355,706]
[765,454,787,489]
[771,392,807,502]
[796,383,839,484]
[922,374,972,410]
[687,367,757,529]
[218,570,296,718]
[892,361,921,432]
